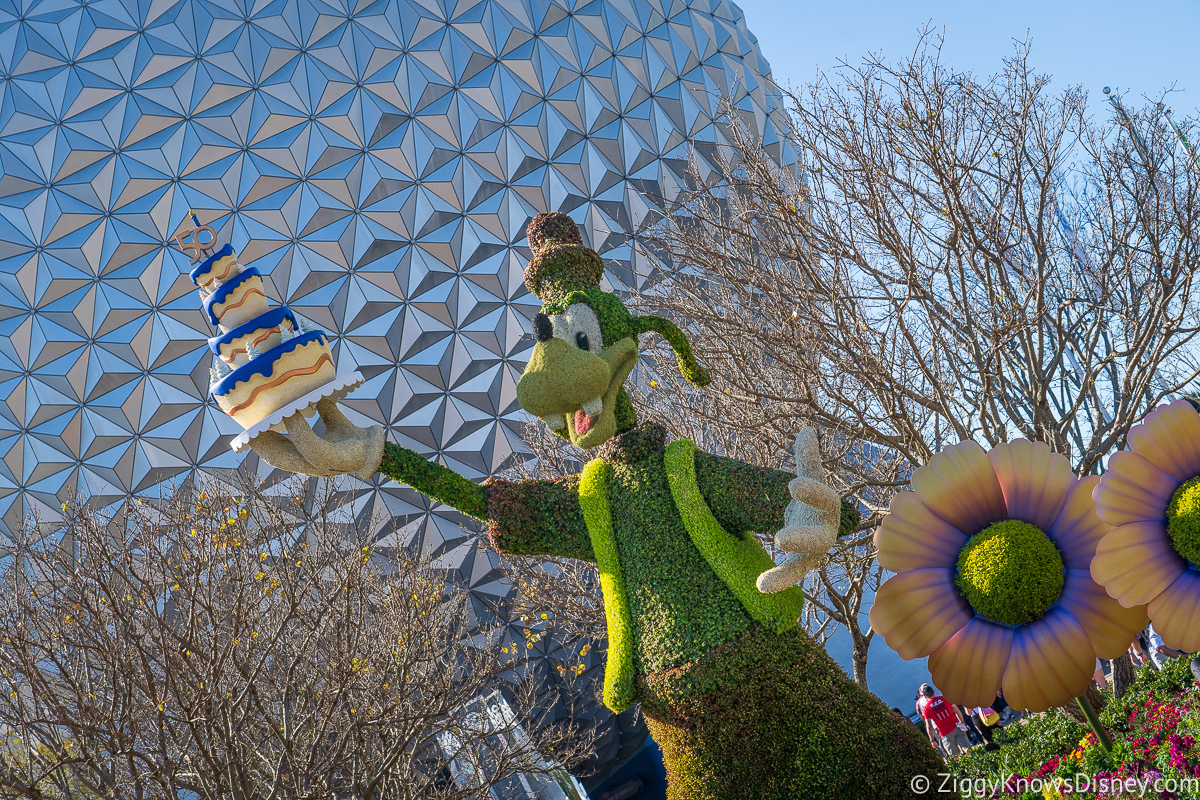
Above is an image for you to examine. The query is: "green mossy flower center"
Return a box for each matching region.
[954,520,1064,626]
[1166,476,1200,566]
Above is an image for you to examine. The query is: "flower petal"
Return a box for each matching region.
[911,440,1007,536]
[1127,400,1200,483]
[1001,606,1095,712]
[986,439,1074,531]
[1090,521,1187,608]
[927,618,1013,708]
[869,568,973,661]
[1148,569,1200,653]
[1050,476,1109,569]
[1093,450,1179,527]
[876,492,968,572]
[1058,569,1149,659]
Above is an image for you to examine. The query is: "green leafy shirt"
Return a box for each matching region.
[483,427,797,679]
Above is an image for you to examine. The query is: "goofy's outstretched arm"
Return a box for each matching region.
[374,440,595,562]
[377,441,487,520]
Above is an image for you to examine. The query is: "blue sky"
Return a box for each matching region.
[737,0,1200,119]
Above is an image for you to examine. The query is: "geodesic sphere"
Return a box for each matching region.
[0,0,789,782]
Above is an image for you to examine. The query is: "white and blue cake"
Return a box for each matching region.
[194,245,336,430]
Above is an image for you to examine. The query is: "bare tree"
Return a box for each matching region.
[0,475,591,800]
[635,32,1200,683]
[644,32,1200,472]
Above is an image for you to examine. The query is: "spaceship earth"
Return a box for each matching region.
[0,0,788,784]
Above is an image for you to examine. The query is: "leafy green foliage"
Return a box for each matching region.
[613,386,637,435]
[598,419,669,464]
[953,658,1200,798]
[664,439,805,633]
[1103,654,1196,721]
[691,449,790,536]
[692,450,859,540]
[577,458,636,711]
[482,474,594,561]
[840,497,862,538]
[526,210,583,254]
[953,707,1089,783]
[605,433,754,674]
[632,314,711,387]
[524,245,605,304]
[1167,475,1200,565]
[641,624,942,800]
[954,519,1064,625]
[378,441,487,519]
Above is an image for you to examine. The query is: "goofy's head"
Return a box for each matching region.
[515,212,710,450]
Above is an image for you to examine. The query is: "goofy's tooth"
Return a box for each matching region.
[581,396,603,417]
[541,412,566,429]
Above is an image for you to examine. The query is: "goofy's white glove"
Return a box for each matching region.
[757,427,842,594]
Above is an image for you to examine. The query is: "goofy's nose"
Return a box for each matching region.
[533,312,553,342]
[516,337,609,416]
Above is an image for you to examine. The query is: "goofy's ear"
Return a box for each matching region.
[632,315,711,388]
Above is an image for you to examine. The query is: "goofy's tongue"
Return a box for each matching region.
[574,409,595,435]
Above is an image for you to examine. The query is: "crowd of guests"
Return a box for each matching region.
[902,684,1018,758]
[901,624,1186,760]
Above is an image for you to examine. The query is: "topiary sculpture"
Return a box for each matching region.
[200,212,941,799]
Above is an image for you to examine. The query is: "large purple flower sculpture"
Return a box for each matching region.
[870,440,1148,712]
[1092,399,1200,653]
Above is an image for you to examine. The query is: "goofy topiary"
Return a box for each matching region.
[250,213,941,799]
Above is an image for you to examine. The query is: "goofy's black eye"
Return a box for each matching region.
[533,313,553,342]
[575,331,590,351]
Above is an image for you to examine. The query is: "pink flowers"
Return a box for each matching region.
[1166,734,1194,772]
[1013,689,1200,798]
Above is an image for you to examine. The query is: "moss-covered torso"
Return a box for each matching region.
[478,423,942,799]
[606,447,754,673]
[483,423,798,684]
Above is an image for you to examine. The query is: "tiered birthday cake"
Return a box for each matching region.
[193,242,338,431]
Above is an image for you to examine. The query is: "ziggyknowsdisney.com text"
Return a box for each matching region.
[910,772,1200,796]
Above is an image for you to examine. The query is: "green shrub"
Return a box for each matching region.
[379,441,487,519]
[1167,475,1200,565]
[1102,655,1195,729]
[524,246,604,303]
[526,210,583,254]
[954,520,1064,626]
[952,708,1087,782]
[952,657,1200,798]
[643,624,942,800]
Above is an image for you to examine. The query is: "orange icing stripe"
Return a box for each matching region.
[225,354,334,415]
[197,255,241,287]
[211,256,240,284]
[223,329,277,362]
[216,285,267,317]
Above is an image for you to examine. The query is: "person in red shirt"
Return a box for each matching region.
[917,684,970,757]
